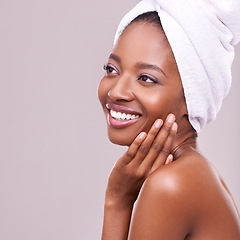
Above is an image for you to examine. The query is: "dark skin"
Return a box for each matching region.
[98,22,240,239]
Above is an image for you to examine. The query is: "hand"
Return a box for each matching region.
[105,114,178,208]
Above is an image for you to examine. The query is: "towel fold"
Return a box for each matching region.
[114,0,240,133]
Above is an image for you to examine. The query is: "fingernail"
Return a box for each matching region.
[172,122,178,131]
[139,132,146,139]
[168,154,173,163]
[155,119,162,128]
[167,114,175,124]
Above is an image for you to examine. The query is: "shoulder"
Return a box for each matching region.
[136,151,221,224]
[146,150,219,194]
[129,151,240,239]
[143,151,215,199]
[128,152,212,238]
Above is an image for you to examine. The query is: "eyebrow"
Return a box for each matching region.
[109,53,121,63]
[109,53,167,77]
[136,62,167,77]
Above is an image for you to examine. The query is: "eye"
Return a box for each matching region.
[138,75,158,84]
[103,64,118,75]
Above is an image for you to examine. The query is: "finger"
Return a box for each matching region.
[165,154,173,165]
[140,114,176,169]
[121,131,147,165]
[151,122,177,172]
[128,119,163,166]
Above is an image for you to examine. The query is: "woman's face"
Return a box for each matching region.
[98,22,186,146]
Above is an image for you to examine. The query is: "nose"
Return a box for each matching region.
[108,75,134,102]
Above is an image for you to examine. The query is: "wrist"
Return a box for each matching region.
[102,198,133,240]
[104,194,134,211]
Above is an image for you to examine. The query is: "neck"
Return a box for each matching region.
[171,116,198,160]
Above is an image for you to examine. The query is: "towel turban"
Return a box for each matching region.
[113,0,240,133]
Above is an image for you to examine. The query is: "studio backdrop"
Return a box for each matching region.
[0,0,239,239]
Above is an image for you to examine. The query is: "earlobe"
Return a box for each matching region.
[174,97,189,126]
[177,94,188,117]
[182,101,188,116]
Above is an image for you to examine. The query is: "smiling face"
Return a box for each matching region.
[98,22,187,146]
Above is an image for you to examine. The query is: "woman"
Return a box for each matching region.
[98,1,240,239]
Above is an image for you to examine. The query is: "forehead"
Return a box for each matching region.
[112,22,173,63]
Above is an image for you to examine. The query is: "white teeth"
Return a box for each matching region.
[126,114,131,120]
[110,109,140,120]
[116,112,121,119]
[121,113,126,120]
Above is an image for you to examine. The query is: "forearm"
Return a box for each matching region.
[101,200,133,240]
[101,117,176,239]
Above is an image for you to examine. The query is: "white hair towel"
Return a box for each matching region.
[114,0,240,133]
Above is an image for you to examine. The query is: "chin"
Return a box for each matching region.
[107,131,134,146]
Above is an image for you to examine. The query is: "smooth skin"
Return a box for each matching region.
[98,22,240,240]
[102,116,177,240]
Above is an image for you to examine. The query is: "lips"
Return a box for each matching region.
[106,103,142,128]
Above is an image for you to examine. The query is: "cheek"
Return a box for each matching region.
[142,92,171,117]
[140,90,180,128]
[97,78,108,105]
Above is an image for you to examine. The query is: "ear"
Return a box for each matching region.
[180,97,197,133]
[175,94,189,122]
[177,90,188,114]
[181,98,188,116]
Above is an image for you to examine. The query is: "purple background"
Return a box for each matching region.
[0,0,239,239]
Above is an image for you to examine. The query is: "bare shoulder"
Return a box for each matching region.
[128,151,207,239]
[143,150,217,201]
[128,150,240,239]
[142,150,238,216]
[138,151,214,221]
